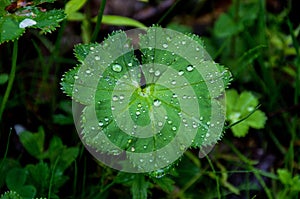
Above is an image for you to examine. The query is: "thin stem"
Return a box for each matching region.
[157,0,181,25]
[0,41,18,121]
[91,0,106,42]
[206,155,221,199]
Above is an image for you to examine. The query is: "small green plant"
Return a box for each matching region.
[226,89,267,137]
[276,169,300,199]
[61,26,232,176]
[0,127,79,198]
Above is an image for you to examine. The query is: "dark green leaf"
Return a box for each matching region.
[6,168,27,191]
[0,73,9,85]
[151,177,175,193]
[19,127,45,159]
[0,158,20,188]
[131,174,148,199]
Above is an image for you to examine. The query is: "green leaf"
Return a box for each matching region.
[65,0,88,16]
[33,9,66,34]
[101,15,146,28]
[0,73,9,85]
[26,162,49,196]
[67,13,146,28]
[6,168,27,191]
[0,159,20,188]
[61,27,231,172]
[226,89,267,137]
[151,177,175,192]
[0,16,26,43]
[18,127,45,159]
[131,174,149,199]
[246,110,267,129]
[17,185,36,199]
[214,13,243,38]
[56,147,79,172]
[231,122,249,137]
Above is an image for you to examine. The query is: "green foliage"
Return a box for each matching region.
[226,89,267,137]
[276,169,300,198]
[0,191,22,199]
[19,127,45,159]
[0,74,8,85]
[61,26,232,174]
[0,0,65,43]
[1,129,78,198]
[5,168,36,199]
[66,2,146,28]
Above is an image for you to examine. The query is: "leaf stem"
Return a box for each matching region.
[91,0,106,42]
[0,41,18,121]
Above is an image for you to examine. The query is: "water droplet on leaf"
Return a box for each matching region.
[112,64,122,72]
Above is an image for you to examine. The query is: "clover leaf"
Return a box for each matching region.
[226,89,267,137]
[61,27,232,173]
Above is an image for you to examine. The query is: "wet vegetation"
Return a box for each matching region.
[0,0,300,198]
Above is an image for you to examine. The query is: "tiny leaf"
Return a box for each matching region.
[19,127,45,159]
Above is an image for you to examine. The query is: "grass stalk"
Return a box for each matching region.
[0,41,18,121]
[91,0,106,42]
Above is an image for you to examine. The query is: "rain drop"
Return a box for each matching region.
[149,68,154,73]
[112,95,119,101]
[178,70,184,76]
[153,99,161,107]
[112,64,122,72]
[186,65,194,72]
[162,44,168,48]
[172,126,177,131]
[95,56,100,60]
[131,147,135,152]
[119,94,125,100]
[154,70,161,76]
[85,69,91,74]
[136,111,141,116]
[171,80,176,85]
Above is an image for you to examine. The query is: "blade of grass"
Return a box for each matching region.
[0,41,18,121]
[0,128,12,169]
[91,0,106,42]
[157,0,181,25]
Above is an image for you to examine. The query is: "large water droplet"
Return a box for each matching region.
[153,99,161,107]
[112,64,122,72]
[154,70,161,76]
[162,44,168,48]
[186,65,194,72]
[95,56,100,60]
